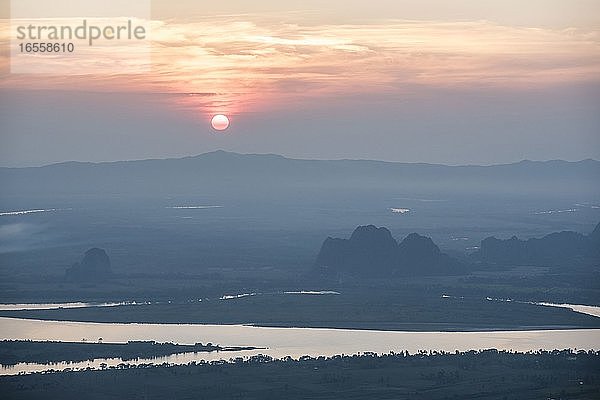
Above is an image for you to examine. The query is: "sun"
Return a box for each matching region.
[211,114,230,131]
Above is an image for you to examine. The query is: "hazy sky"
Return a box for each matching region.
[1,0,599,166]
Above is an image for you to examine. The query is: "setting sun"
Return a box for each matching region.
[211,114,230,131]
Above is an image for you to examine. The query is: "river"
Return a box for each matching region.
[1,315,599,375]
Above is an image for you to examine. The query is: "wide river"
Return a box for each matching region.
[1,302,599,376]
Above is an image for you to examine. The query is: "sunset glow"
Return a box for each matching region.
[2,1,600,394]
[2,14,599,119]
[1,0,599,165]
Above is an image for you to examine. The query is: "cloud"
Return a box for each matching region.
[0,222,47,253]
[1,15,599,115]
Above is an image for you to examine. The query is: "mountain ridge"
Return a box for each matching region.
[1,150,598,202]
[476,222,600,268]
[314,225,466,278]
[1,150,598,170]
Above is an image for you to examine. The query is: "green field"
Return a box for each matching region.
[2,289,599,331]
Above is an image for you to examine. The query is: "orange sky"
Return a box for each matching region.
[1,6,600,118]
[1,1,599,165]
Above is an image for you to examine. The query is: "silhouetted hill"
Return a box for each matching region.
[317,226,398,276]
[1,151,598,204]
[476,222,600,267]
[314,225,466,277]
[65,248,112,282]
[397,233,464,275]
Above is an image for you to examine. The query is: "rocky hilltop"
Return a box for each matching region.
[65,248,112,282]
[314,225,465,277]
[477,222,600,267]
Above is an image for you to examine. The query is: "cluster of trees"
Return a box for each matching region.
[2,349,598,399]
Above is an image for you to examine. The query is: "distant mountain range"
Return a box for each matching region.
[476,222,600,268]
[314,225,465,277]
[1,151,599,202]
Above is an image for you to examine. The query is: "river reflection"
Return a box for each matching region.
[1,317,599,376]
[0,302,131,311]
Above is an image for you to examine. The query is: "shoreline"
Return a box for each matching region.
[2,350,599,399]
[1,314,599,333]
[0,339,261,366]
